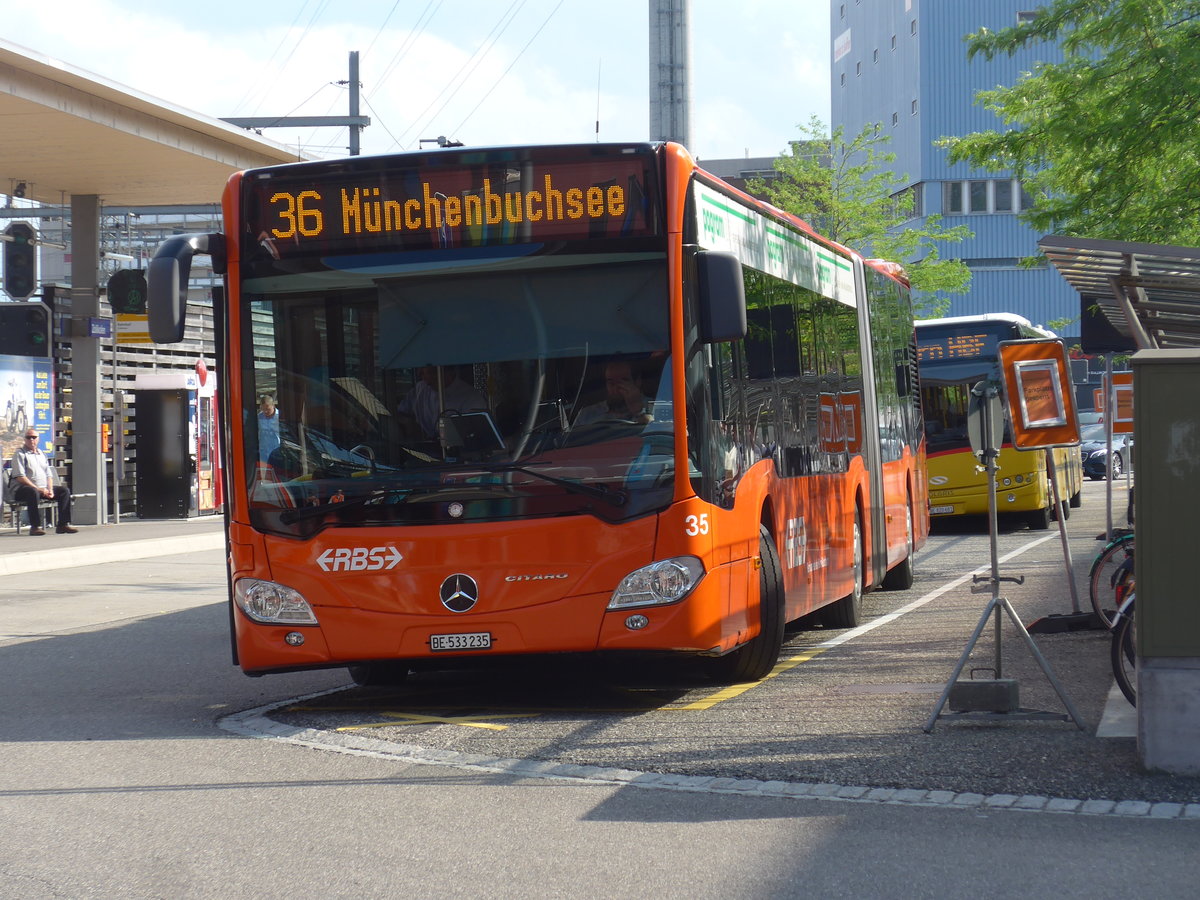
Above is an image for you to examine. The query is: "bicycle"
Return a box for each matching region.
[1111,590,1136,706]
[1088,526,1134,629]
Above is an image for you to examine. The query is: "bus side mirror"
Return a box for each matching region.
[148,233,224,344]
[695,250,746,343]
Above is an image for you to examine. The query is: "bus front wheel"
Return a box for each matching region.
[348,661,410,687]
[1026,503,1052,531]
[709,525,785,683]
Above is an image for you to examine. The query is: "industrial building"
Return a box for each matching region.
[830,1,1080,340]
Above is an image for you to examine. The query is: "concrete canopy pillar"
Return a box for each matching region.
[69,194,103,525]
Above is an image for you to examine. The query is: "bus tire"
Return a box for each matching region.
[821,510,864,628]
[710,525,785,683]
[880,502,915,591]
[1026,504,1052,530]
[1051,497,1070,521]
[348,661,410,687]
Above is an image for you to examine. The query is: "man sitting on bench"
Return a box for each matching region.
[9,430,76,536]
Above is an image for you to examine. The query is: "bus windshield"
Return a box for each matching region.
[917,322,1010,456]
[243,252,675,536]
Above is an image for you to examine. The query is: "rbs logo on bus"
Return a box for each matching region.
[317,546,404,573]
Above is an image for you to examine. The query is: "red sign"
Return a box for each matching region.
[997,339,1081,450]
[1110,372,1133,435]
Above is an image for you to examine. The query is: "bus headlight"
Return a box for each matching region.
[608,557,705,610]
[235,578,319,625]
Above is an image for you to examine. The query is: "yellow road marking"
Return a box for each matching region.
[665,646,830,710]
[336,710,540,732]
[290,643,837,722]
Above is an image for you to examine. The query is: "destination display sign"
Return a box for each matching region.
[917,330,997,362]
[242,149,661,261]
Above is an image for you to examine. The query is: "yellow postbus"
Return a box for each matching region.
[916,314,1082,529]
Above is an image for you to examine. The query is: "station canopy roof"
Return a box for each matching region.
[1040,234,1200,352]
[0,39,310,208]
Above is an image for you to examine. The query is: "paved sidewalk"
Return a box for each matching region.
[0,514,225,576]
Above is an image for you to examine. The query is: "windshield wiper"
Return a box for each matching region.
[278,488,400,524]
[480,463,628,508]
[276,463,627,523]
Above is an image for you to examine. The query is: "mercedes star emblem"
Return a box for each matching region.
[440,573,479,612]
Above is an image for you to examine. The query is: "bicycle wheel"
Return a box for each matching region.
[1089,534,1134,629]
[1111,597,1136,707]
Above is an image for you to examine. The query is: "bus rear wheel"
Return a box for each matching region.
[821,511,864,628]
[880,502,915,591]
[709,525,785,683]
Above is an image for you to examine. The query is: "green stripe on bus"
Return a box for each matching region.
[700,194,756,224]
[763,224,852,271]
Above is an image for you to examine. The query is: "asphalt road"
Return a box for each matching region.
[261,478,1199,806]
[2,480,1198,898]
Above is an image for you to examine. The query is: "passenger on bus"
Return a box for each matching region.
[398,365,487,439]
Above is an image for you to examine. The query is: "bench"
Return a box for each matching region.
[2,463,56,534]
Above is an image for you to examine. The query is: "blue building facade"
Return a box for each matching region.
[830,0,1079,340]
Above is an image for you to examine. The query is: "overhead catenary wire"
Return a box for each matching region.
[371,0,445,102]
[231,0,319,115]
[448,0,565,139]
[245,0,333,119]
[389,0,527,150]
[301,0,407,153]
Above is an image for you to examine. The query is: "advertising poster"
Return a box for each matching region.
[1,354,55,462]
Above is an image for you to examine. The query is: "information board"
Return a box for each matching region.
[997,339,1081,450]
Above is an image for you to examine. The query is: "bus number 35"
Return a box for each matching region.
[270,190,325,238]
[684,514,709,536]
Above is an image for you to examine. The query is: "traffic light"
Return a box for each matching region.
[0,301,51,357]
[4,222,37,300]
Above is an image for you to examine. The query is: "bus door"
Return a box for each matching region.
[852,257,888,586]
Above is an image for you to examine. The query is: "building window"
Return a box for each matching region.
[841,72,846,86]
[840,4,845,18]
[1017,11,1038,25]
[892,112,899,126]
[943,179,1028,216]
[911,19,917,34]
[945,182,964,214]
[911,99,918,115]
[856,61,862,76]
[873,48,879,63]
[969,181,988,212]
[994,179,1013,211]
[891,35,897,50]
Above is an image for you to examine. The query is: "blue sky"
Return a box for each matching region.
[8,0,830,162]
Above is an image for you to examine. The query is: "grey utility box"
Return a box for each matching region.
[1132,349,1200,774]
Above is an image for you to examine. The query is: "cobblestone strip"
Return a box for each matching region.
[220,694,1199,822]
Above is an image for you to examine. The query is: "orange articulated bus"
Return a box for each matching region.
[147,142,926,684]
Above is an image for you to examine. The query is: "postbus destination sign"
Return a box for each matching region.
[242,147,661,260]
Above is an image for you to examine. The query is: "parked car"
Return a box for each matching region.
[1079,423,1132,479]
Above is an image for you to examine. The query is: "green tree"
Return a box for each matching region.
[943,0,1200,244]
[752,116,971,317]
